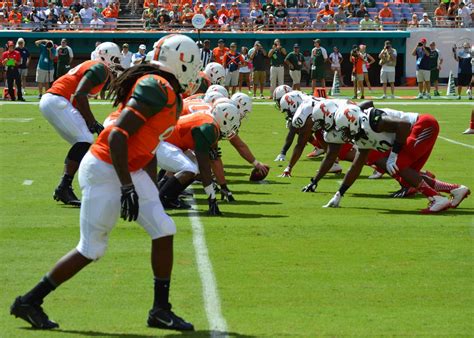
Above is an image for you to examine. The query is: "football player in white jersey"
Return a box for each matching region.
[325,105,470,213]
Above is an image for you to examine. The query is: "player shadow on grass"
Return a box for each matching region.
[23,328,256,338]
[171,209,288,219]
[346,206,474,215]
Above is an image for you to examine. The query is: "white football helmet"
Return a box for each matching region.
[212,102,241,139]
[231,93,252,120]
[312,100,340,131]
[94,42,122,74]
[207,84,228,98]
[204,62,225,85]
[279,91,304,119]
[203,91,225,105]
[334,104,363,142]
[273,84,292,108]
[151,34,202,96]
[212,97,237,108]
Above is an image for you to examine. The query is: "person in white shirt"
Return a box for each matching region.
[79,2,95,23]
[44,3,60,18]
[250,6,263,21]
[90,41,101,60]
[329,46,344,86]
[457,2,472,27]
[318,0,329,9]
[131,44,147,67]
[418,13,433,27]
[378,40,397,99]
[90,12,105,29]
[120,43,133,69]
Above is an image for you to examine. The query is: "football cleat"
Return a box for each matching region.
[148,307,194,331]
[161,197,191,210]
[53,185,81,206]
[462,128,474,135]
[306,148,325,158]
[10,296,59,330]
[274,153,286,162]
[450,185,470,208]
[328,163,342,174]
[420,195,451,214]
[368,170,384,179]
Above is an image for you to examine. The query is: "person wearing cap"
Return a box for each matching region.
[223,42,245,95]
[15,38,30,96]
[355,3,368,17]
[218,3,229,17]
[419,13,433,27]
[412,38,431,99]
[378,2,392,18]
[200,40,213,69]
[429,41,443,96]
[228,2,240,20]
[334,5,347,23]
[457,2,472,27]
[35,39,56,99]
[142,2,158,29]
[120,43,132,69]
[131,44,147,66]
[212,39,229,66]
[284,44,305,90]
[359,13,375,30]
[249,40,267,99]
[408,13,419,27]
[378,40,397,99]
[205,2,218,18]
[453,42,473,99]
[310,39,328,93]
[268,38,287,99]
[56,39,74,79]
[2,41,24,101]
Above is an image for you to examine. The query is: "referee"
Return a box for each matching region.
[200,40,213,68]
[2,40,24,101]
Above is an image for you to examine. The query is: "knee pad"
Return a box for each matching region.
[67,142,91,163]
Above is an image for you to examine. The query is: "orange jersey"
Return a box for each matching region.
[212,47,229,66]
[182,98,212,116]
[166,112,218,151]
[91,74,181,172]
[47,60,108,106]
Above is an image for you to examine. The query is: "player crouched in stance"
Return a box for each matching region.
[10,34,201,331]
[325,105,470,213]
[157,102,241,214]
[40,42,122,206]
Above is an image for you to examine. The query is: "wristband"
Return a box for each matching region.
[220,184,228,191]
[252,159,259,167]
[338,184,350,196]
[392,141,403,154]
[204,184,216,199]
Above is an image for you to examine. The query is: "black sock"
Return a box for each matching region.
[22,275,57,305]
[59,174,74,188]
[153,278,171,310]
[159,176,186,201]
[157,175,169,191]
[157,169,167,182]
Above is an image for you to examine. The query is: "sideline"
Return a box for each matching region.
[438,136,474,149]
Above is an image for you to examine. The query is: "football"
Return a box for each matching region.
[249,165,270,181]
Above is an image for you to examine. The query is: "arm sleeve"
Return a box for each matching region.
[191,123,219,153]
[84,62,108,86]
[131,76,169,113]
[68,46,74,58]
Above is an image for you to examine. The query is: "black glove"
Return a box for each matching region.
[89,120,104,135]
[208,197,222,216]
[209,147,222,160]
[120,184,139,222]
[220,184,235,202]
[302,178,317,192]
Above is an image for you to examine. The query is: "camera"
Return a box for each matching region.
[46,41,53,48]
[417,42,422,47]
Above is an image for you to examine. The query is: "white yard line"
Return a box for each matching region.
[0,117,34,122]
[187,196,228,338]
[22,180,34,185]
[438,136,474,149]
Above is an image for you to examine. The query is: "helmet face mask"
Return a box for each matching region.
[273,84,292,108]
[334,104,362,142]
[204,62,225,85]
[231,93,252,120]
[211,102,241,139]
[95,42,123,76]
[280,91,304,120]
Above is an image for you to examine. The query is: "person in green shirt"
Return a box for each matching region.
[55,39,74,79]
[268,38,287,99]
[310,39,328,92]
[429,41,443,96]
[285,44,306,90]
[359,14,375,30]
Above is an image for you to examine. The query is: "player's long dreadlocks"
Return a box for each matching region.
[108,63,180,107]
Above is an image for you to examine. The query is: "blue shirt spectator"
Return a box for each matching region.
[415,44,430,70]
[38,42,56,71]
[456,46,472,74]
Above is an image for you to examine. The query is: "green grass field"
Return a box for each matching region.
[0,97,473,337]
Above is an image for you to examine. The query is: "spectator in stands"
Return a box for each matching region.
[379,40,397,99]
[249,41,267,98]
[213,39,229,66]
[70,0,83,13]
[268,38,286,98]
[285,44,305,90]
[90,11,104,28]
[351,45,365,99]
[318,0,329,9]
[131,44,146,66]
[157,8,171,23]
[205,13,218,28]
[289,16,300,29]
[274,3,288,21]
[254,13,265,29]
[250,5,262,21]
[8,7,22,29]
[239,46,252,93]
[398,18,408,30]
[453,42,473,99]
[447,2,457,22]
[363,0,375,8]
[218,4,228,17]
[378,2,392,18]
[319,4,334,18]
[69,14,82,29]
[310,39,328,92]
[35,39,56,99]
[429,41,443,96]
[468,0,474,10]
[330,0,340,8]
[44,12,57,30]
[412,38,431,99]
[57,13,69,29]
[15,38,30,96]
[329,46,344,86]
[326,16,337,30]
[102,2,118,28]
[142,2,157,29]
[68,8,78,22]
[373,15,383,30]
[458,2,472,27]
[2,40,24,101]
[55,39,73,78]
[200,40,213,68]
[311,14,325,29]
[359,13,374,30]
[419,13,433,27]
[408,13,419,27]
[195,4,206,16]
[228,2,240,20]
[144,0,158,8]
[223,42,245,95]
[44,2,59,18]
[434,2,447,26]
[79,2,95,24]
[169,4,181,24]
[206,2,218,18]
[359,44,374,91]
[355,3,368,17]
[120,43,132,69]
[94,2,104,17]
[334,5,347,23]
[287,0,298,8]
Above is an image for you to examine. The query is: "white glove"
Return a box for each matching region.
[323,191,342,208]
[386,151,399,176]
[285,120,291,129]
[279,166,292,177]
[274,153,286,161]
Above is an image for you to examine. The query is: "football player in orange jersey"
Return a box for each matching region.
[40,42,122,206]
[11,34,201,332]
